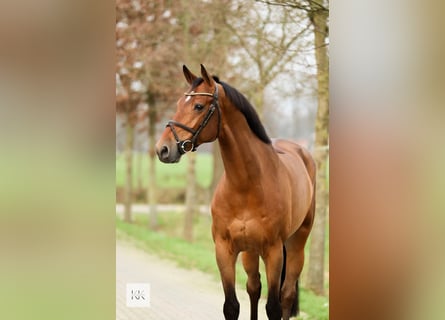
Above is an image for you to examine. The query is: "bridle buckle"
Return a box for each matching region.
[180,140,194,153]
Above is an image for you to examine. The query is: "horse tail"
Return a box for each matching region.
[280,246,287,290]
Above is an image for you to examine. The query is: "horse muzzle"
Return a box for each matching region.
[156,141,181,163]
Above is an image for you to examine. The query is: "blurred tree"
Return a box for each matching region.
[210,141,224,196]
[181,0,196,242]
[256,0,329,295]
[116,86,139,223]
[306,0,329,296]
[116,0,234,236]
[222,1,312,118]
[146,93,158,229]
[116,0,185,228]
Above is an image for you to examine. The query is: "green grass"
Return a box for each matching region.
[116,152,213,189]
[117,213,329,319]
[117,213,218,275]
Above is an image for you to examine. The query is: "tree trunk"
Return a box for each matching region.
[136,146,144,193]
[124,115,135,223]
[306,5,329,296]
[180,1,198,242]
[147,98,158,229]
[252,83,266,120]
[211,141,224,196]
[183,153,197,242]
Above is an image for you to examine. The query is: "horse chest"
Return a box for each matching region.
[226,218,265,252]
[212,187,287,252]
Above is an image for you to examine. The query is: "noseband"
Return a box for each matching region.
[166,85,221,154]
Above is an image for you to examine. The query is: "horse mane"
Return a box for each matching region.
[191,77,271,144]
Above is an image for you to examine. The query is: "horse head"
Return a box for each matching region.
[156,64,221,163]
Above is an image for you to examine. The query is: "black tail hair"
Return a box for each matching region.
[280,246,300,317]
[280,246,287,290]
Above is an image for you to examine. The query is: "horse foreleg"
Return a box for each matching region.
[215,240,240,320]
[263,244,284,320]
[242,251,261,320]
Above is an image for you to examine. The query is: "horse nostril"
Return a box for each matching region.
[160,145,170,160]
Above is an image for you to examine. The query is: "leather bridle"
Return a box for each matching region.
[166,85,221,154]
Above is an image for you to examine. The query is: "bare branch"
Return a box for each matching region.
[255,0,328,13]
[263,21,312,83]
[222,16,259,64]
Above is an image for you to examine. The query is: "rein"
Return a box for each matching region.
[166,85,221,154]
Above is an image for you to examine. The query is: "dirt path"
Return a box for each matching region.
[116,240,268,320]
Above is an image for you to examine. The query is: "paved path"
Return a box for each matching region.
[116,240,268,320]
[116,204,211,216]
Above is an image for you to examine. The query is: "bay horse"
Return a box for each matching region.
[156,65,316,320]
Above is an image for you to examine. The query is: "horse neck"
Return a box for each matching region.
[217,98,278,188]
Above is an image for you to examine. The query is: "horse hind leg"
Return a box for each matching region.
[242,251,261,320]
[280,244,304,320]
[281,207,314,319]
[263,244,284,320]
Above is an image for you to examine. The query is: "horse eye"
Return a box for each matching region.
[194,104,204,111]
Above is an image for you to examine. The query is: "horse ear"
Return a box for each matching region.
[183,65,197,85]
[200,64,214,86]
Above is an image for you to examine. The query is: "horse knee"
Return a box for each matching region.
[247,273,261,300]
[223,296,240,320]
